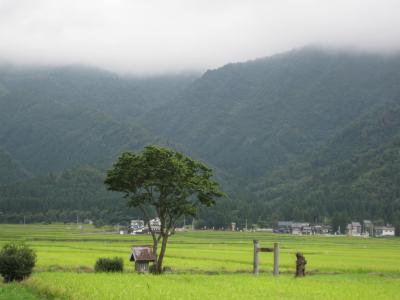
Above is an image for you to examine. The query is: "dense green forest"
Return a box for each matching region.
[0,148,30,185]
[1,47,400,234]
[0,167,140,224]
[244,102,400,231]
[142,48,400,180]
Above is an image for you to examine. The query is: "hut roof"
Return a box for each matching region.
[130,246,156,262]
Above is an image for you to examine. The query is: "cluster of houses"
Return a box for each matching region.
[119,218,395,237]
[276,221,332,235]
[119,218,161,235]
[275,220,395,237]
[346,220,395,237]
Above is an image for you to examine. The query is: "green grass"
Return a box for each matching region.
[25,272,400,300]
[1,224,400,299]
[0,283,42,300]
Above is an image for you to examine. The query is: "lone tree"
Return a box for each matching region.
[105,145,223,273]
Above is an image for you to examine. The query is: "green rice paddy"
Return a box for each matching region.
[0,224,399,299]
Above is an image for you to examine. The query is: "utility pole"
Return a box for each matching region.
[245,218,248,231]
[183,215,186,228]
[192,218,195,231]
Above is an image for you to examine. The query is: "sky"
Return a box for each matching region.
[0,0,399,75]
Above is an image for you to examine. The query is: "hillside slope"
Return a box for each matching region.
[0,65,197,122]
[0,148,30,185]
[0,81,154,175]
[251,102,400,231]
[2,48,400,227]
[0,167,139,223]
[144,48,400,180]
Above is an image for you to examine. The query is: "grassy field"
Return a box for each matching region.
[0,224,399,299]
[0,282,42,300]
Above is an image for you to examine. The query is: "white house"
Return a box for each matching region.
[149,218,161,233]
[374,226,395,237]
[129,219,145,234]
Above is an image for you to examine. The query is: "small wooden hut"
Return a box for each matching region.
[130,246,156,273]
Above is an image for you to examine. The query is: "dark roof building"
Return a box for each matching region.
[130,246,156,273]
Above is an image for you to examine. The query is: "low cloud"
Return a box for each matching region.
[0,0,399,74]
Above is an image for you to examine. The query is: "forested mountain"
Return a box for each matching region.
[0,66,194,223]
[0,167,139,224]
[0,92,152,175]
[143,48,400,180]
[244,101,400,230]
[1,47,400,233]
[0,148,30,185]
[0,65,197,123]
[259,135,400,232]
[0,66,162,174]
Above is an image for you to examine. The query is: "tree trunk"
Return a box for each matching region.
[152,240,158,272]
[156,234,168,273]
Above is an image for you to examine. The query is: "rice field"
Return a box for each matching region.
[0,282,42,300]
[0,224,399,299]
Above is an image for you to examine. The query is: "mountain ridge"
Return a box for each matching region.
[1,47,400,231]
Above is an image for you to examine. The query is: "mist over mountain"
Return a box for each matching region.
[1,0,400,74]
[1,47,400,232]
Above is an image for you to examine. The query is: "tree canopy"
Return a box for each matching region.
[105,145,223,272]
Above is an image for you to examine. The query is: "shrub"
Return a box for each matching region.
[94,257,123,272]
[93,220,105,228]
[149,264,171,274]
[0,243,36,282]
[163,266,172,273]
[149,264,157,274]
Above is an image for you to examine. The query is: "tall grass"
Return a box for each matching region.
[26,272,400,300]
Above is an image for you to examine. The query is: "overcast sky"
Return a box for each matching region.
[0,0,399,75]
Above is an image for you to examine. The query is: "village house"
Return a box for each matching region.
[127,218,162,234]
[302,225,313,235]
[346,222,362,236]
[149,218,161,233]
[374,225,395,237]
[129,219,145,234]
[277,221,293,233]
[362,220,374,236]
[291,222,309,235]
[312,225,331,235]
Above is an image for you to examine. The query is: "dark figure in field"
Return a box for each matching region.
[295,252,307,277]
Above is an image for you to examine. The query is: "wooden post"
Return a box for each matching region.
[253,240,259,275]
[273,242,279,276]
